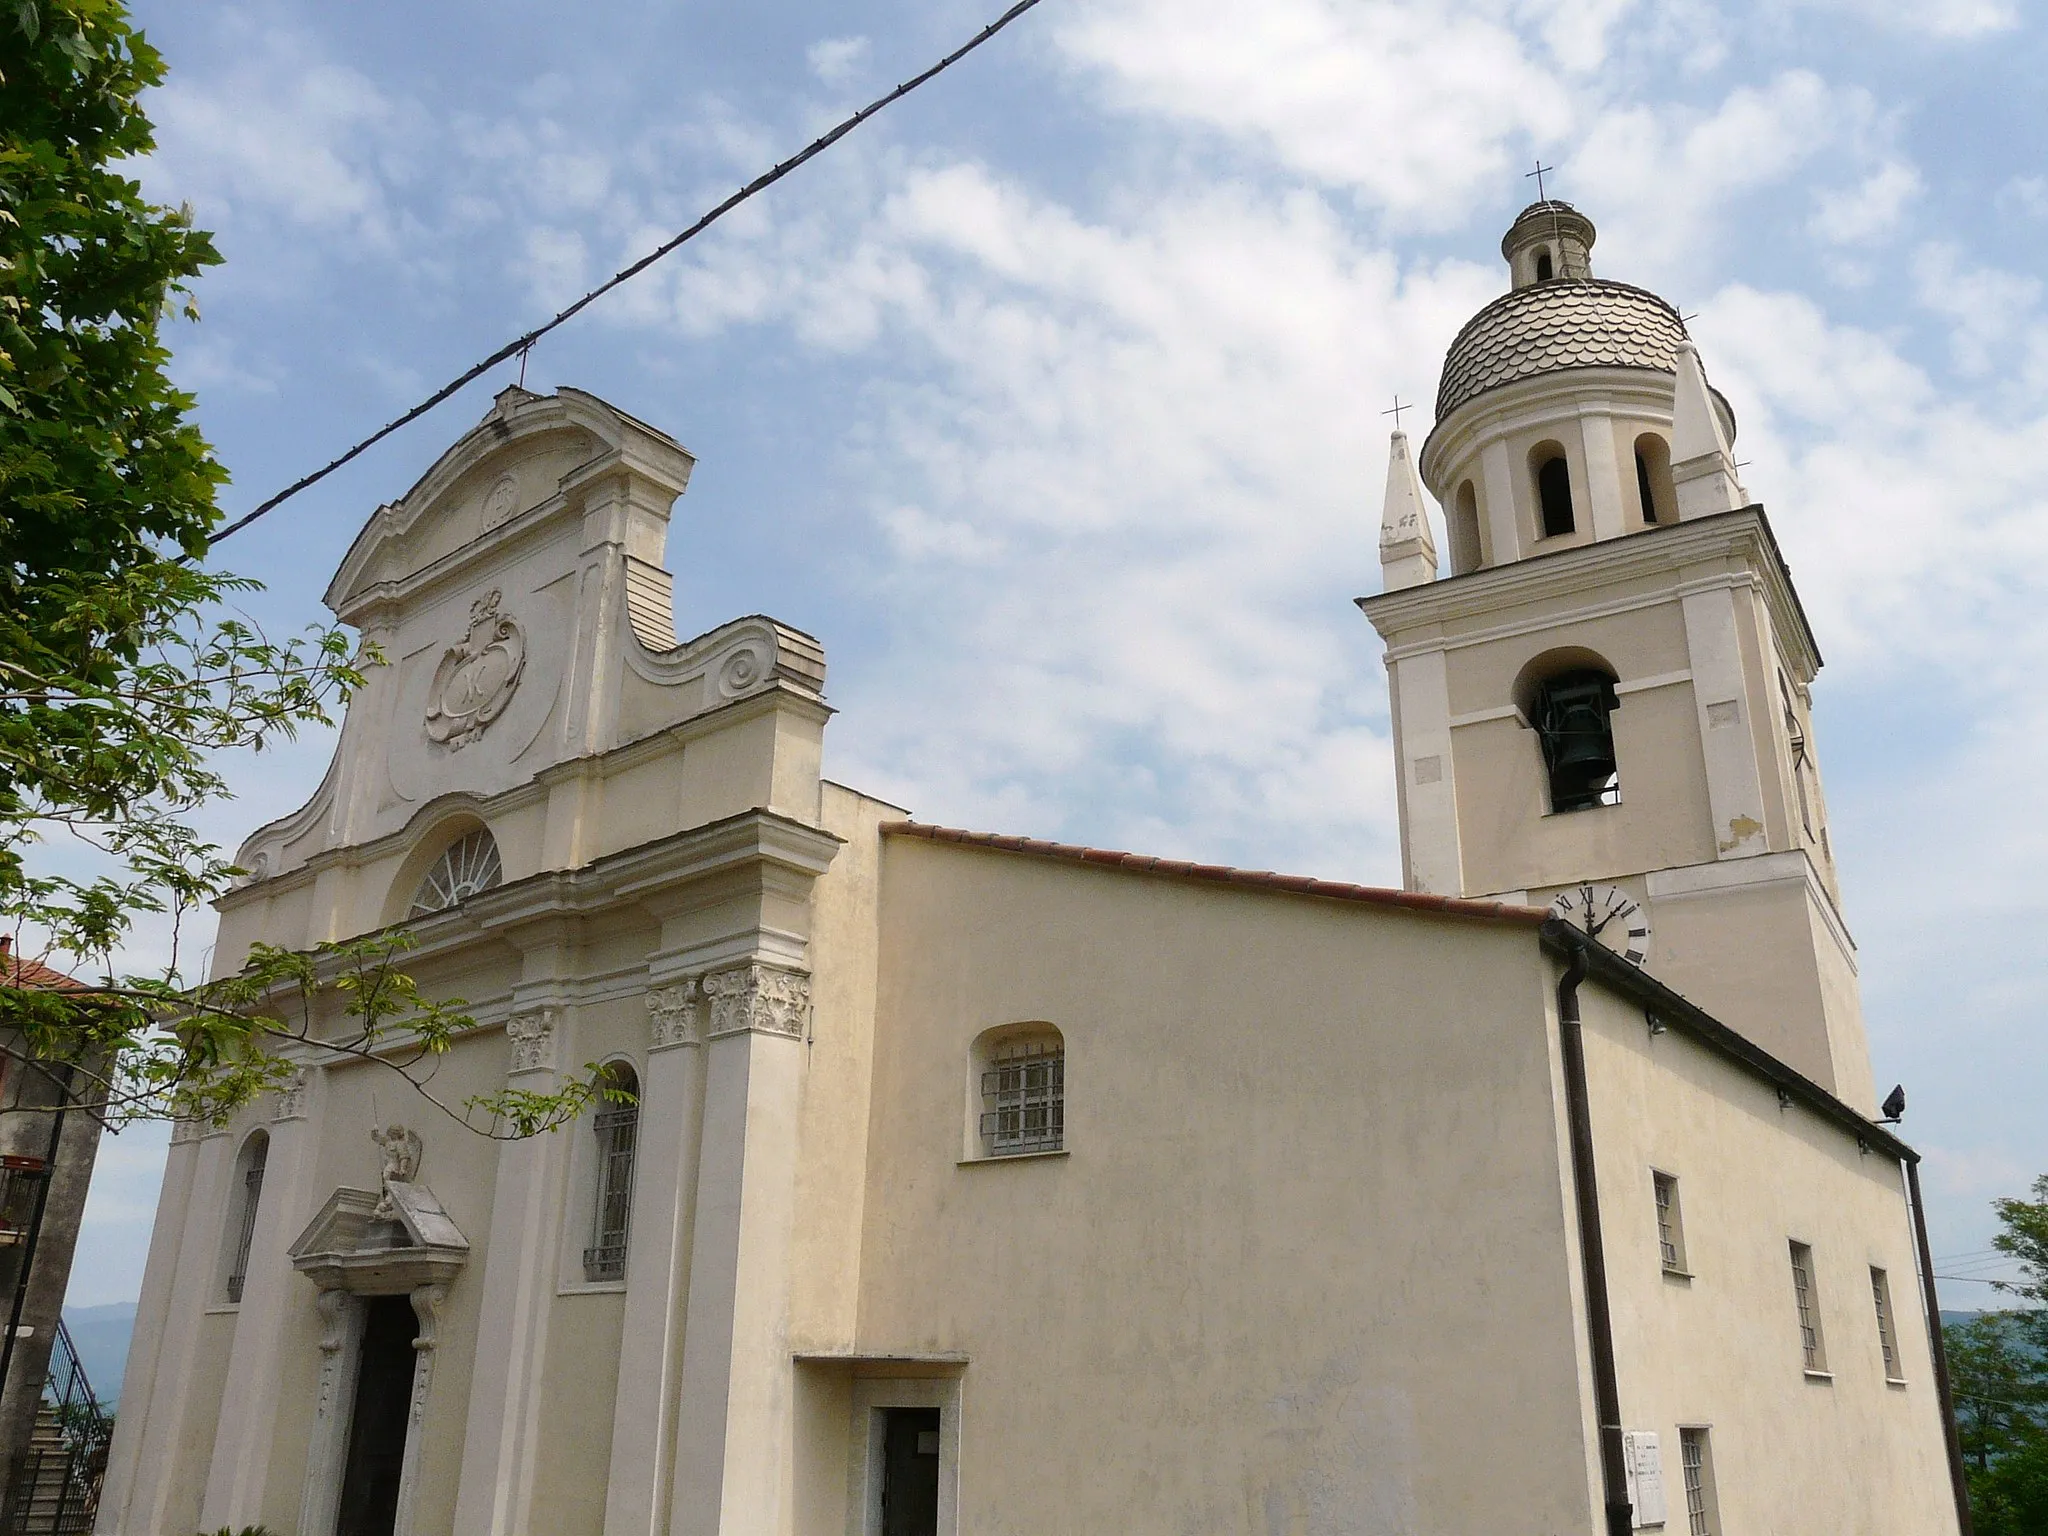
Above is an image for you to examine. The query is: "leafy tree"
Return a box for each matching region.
[0,0,608,1135]
[1948,1177,2048,1536]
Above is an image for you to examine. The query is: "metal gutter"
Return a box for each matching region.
[1551,934,1634,1536]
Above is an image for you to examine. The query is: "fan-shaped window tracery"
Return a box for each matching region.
[409,828,502,917]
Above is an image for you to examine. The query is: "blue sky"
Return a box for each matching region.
[65,0,2048,1303]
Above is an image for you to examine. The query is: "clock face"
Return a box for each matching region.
[1549,883,1652,966]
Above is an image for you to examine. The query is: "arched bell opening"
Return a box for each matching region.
[1530,443,1576,539]
[1513,650,1622,813]
[1449,481,1484,574]
[1634,432,1677,525]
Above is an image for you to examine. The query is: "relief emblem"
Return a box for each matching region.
[425,589,526,750]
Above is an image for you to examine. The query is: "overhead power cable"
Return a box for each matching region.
[208,0,1051,547]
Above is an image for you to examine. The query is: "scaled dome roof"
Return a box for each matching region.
[1434,278,1692,422]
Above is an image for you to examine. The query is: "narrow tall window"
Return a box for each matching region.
[1535,249,1554,282]
[226,1131,268,1304]
[980,1037,1064,1156]
[1535,451,1575,537]
[1634,433,1674,524]
[1653,1171,1688,1274]
[1679,1428,1718,1536]
[1450,481,1483,573]
[1871,1267,1902,1380]
[410,827,502,917]
[584,1064,639,1282]
[1790,1240,1828,1371]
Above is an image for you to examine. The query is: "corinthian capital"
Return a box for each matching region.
[647,980,701,1050]
[700,963,811,1041]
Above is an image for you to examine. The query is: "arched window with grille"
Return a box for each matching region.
[972,1025,1065,1158]
[583,1063,640,1282]
[409,826,502,917]
[224,1130,269,1304]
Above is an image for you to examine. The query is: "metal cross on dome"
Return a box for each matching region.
[1526,160,1555,201]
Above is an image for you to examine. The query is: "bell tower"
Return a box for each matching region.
[1358,201,1872,1107]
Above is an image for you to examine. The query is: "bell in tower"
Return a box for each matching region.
[1359,200,1875,1111]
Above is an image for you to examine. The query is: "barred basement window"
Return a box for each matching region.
[584,1064,639,1282]
[1679,1428,1718,1536]
[1871,1266,1903,1380]
[1790,1240,1828,1372]
[225,1130,268,1304]
[1653,1171,1689,1274]
[410,827,502,917]
[979,1036,1064,1157]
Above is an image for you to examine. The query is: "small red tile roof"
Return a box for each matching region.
[879,821,1550,926]
[0,942,90,993]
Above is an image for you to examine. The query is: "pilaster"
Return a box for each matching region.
[1680,586,1769,860]
[1390,650,1462,896]
[603,980,710,1536]
[1575,410,1629,542]
[107,1123,235,1535]
[198,1070,321,1528]
[669,962,812,1536]
[1479,438,1521,567]
[450,1004,570,1536]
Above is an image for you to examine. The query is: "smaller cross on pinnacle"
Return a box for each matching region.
[1526,160,1555,202]
[1381,395,1411,433]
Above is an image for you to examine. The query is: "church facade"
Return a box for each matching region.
[98,206,1965,1536]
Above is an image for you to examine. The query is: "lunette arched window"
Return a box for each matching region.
[1534,447,1575,538]
[225,1130,269,1303]
[1534,669,1621,812]
[410,827,502,917]
[583,1063,639,1282]
[976,1026,1064,1157]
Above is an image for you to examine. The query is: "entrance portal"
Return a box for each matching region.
[334,1295,418,1536]
[879,1406,941,1536]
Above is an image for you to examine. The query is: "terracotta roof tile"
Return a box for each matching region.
[0,948,90,993]
[879,821,1549,926]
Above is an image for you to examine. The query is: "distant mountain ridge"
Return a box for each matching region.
[61,1301,135,1407]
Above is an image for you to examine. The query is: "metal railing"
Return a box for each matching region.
[1,1316,110,1535]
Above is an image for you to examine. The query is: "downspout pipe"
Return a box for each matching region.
[1906,1155,1973,1535]
[1554,935,1633,1536]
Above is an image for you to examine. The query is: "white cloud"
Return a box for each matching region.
[1810,160,1921,244]
[807,35,871,86]
[1053,0,1566,226]
[1912,242,2042,378]
[145,24,416,253]
[1785,0,2017,38]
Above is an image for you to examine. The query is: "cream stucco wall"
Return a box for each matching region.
[848,838,1600,1533]
[1577,975,1954,1535]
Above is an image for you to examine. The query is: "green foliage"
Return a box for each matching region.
[0,0,607,1137]
[1948,1175,2048,1534]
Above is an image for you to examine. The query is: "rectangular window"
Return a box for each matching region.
[1790,1240,1828,1372]
[1871,1266,1902,1380]
[1653,1171,1688,1274]
[979,1041,1064,1156]
[1679,1428,1717,1536]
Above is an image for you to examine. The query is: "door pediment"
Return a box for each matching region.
[289,1182,469,1294]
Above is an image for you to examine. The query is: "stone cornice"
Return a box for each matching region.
[221,688,833,912]
[227,810,841,996]
[1357,506,1822,679]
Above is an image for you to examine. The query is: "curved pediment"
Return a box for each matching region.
[324,385,695,623]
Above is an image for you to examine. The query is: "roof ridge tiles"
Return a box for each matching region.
[878,820,1549,925]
